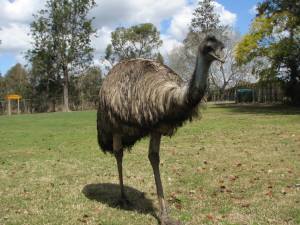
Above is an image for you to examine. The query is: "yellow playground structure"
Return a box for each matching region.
[5,94,22,116]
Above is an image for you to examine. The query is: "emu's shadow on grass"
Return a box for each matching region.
[82,183,157,218]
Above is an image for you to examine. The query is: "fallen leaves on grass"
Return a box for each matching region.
[265,190,273,197]
[281,189,287,195]
[168,192,183,211]
[175,203,182,210]
[240,202,251,208]
[189,190,196,195]
[236,162,242,167]
[228,175,238,182]
[206,214,214,221]
[77,214,89,223]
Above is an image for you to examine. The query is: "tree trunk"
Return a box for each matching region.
[63,65,70,112]
[51,98,56,112]
[287,30,300,105]
[8,99,11,116]
[288,62,300,105]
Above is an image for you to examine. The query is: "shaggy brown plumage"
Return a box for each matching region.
[96,36,224,225]
[97,59,199,153]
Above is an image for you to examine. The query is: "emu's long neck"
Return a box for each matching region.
[167,53,212,111]
[185,53,212,105]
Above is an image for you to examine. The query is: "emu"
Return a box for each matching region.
[97,36,224,225]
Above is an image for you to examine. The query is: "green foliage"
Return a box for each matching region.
[0,77,5,99]
[46,0,96,71]
[105,44,113,61]
[27,0,97,111]
[73,66,102,107]
[0,64,30,99]
[156,52,164,64]
[191,0,220,34]
[81,67,102,104]
[236,0,300,105]
[0,105,300,224]
[188,0,228,54]
[108,23,162,61]
[187,0,227,45]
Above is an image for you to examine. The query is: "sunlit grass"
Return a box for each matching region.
[0,104,299,225]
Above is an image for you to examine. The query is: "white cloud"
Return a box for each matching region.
[249,5,258,15]
[168,6,193,41]
[160,34,183,56]
[130,0,186,27]
[0,23,31,53]
[0,0,44,25]
[92,26,113,56]
[91,0,185,28]
[15,52,27,65]
[213,2,237,26]
[0,0,42,57]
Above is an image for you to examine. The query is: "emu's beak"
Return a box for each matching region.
[209,49,225,63]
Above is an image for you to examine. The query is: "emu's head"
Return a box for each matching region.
[199,35,225,63]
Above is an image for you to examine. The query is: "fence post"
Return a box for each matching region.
[17,99,20,114]
[8,99,11,116]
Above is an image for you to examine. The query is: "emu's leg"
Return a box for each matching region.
[149,132,182,225]
[113,134,129,207]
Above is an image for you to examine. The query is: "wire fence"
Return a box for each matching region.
[208,81,284,104]
[0,82,285,116]
[0,95,99,115]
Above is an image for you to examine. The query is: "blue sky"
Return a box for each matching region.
[0,0,261,75]
[217,0,260,33]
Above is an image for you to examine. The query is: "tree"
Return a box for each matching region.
[28,0,96,112]
[236,0,300,105]
[167,45,192,80]
[191,0,221,35]
[187,0,227,46]
[79,67,102,107]
[0,76,6,99]
[26,29,63,112]
[4,63,30,97]
[168,0,227,80]
[106,23,162,62]
[156,52,164,64]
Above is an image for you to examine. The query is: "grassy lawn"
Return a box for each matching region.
[0,104,300,225]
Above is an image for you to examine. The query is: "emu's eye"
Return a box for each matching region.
[205,45,213,53]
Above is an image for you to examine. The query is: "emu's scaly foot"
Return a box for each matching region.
[160,214,183,225]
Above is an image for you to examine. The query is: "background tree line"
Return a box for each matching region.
[236,0,300,105]
[1,0,299,115]
[168,0,299,105]
[168,0,255,99]
[0,63,102,112]
[1,0,164,114]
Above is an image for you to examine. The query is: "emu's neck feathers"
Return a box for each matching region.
[147,54,211,119]
[173,53,212,108]
[186,54,211,104]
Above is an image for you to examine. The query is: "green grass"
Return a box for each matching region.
[0,104,300,225]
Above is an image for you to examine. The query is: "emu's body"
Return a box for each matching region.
[97,59,199,152]
[97,36,224,225]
